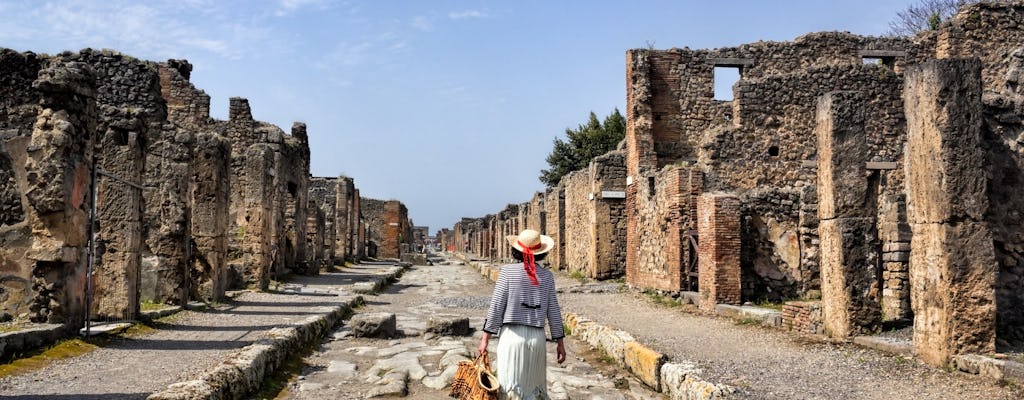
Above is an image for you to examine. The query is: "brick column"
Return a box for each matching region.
[904,58,995,366]
[815,91,881,338]
[697,193,741,312]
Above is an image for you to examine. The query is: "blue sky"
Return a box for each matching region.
[0,0,914,233]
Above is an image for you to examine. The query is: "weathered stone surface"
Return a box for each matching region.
[424,314,469,336]
[818,218,880,338]
[623,341,666,392]
[815,91,869,220]
[910,221,996,366]
[350,312,397,338]
[904,58,986,225]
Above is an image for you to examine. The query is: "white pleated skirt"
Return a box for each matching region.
[496,324,548,400]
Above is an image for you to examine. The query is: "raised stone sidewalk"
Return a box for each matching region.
[0,262,408,400]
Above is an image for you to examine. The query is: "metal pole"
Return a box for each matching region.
[84,157,98,337]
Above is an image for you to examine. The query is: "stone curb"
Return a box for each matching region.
[146,295,363,400]
[953,354,1024,385]
[146,262,407,400]
[0,323,66,362]
[851,336,914,356]
[714,304,783,328]
[456,254,732,399]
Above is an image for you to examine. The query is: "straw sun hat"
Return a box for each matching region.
[506,229,554,255]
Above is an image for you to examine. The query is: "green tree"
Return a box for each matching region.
[539,109,626,187]
[886,0,1012,36]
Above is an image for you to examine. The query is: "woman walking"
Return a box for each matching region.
[478,229,566,400]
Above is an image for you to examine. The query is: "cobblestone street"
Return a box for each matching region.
[282,256,663,399]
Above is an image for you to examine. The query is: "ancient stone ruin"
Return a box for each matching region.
[0,49,414,335]
[442,2,1024,366]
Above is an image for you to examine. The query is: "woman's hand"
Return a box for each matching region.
[556,339,566,364]
[478,332,491,356]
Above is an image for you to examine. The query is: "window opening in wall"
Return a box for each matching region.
[768,146,780,157]
[862,57,895,68]
[714,66,741,101]
[647,176,656,197]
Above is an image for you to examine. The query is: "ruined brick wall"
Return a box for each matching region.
[381,200,407,259]
[626,166,701,292]
[0,50,97,326]
[697,193,741,312]
[361,197,384,258]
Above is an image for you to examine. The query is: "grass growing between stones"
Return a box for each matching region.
[643,290,683,308]
[736,317,762,326]
[0,339,99,378]
[569,271,588,283]
[253,339,321,400]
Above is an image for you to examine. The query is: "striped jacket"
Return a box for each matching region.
[483,263,565,340]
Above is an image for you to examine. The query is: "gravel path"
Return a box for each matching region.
[556,276,1024,400]
[0,264,394,400]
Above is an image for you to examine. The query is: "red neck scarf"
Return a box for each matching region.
[518,241,541,286]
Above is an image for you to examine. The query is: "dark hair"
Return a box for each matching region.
[511,247,548,262]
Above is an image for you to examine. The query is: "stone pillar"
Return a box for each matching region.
[904,58,995,366]
[815,91,881,338]
[697,193,741,312]
[191,132,230,302]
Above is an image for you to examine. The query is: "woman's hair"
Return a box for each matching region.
[511,247,548,262]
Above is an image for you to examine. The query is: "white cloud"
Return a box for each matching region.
[275,0,334,16]
[411,15,434,31]
[448,9,487,19]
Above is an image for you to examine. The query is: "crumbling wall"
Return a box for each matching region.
[562,151,627,279]
[334,177,356,262]
[361,197,384,258]
[544,185,565,270]
[190,131,229,302]
[0,50,96,326]
[141,62,196,305]
[309,177,338,268]
[83,50,168,320]
[984,48,1024,344]
[381,200,408,259]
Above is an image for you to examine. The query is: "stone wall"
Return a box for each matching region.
[0,48,390,335]
[308,177,338,268]
[361,198,384,258]
[562,151,627,279]
[0,50,96,326]
[544,186,566,270]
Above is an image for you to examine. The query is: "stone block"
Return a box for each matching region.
[623,341,666,392]
[819,218,881,338]
[910,221,996,366]
[425,314,469,336]
[816,91,869,220]
[350,312,397,338]
[904,58,986,224]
